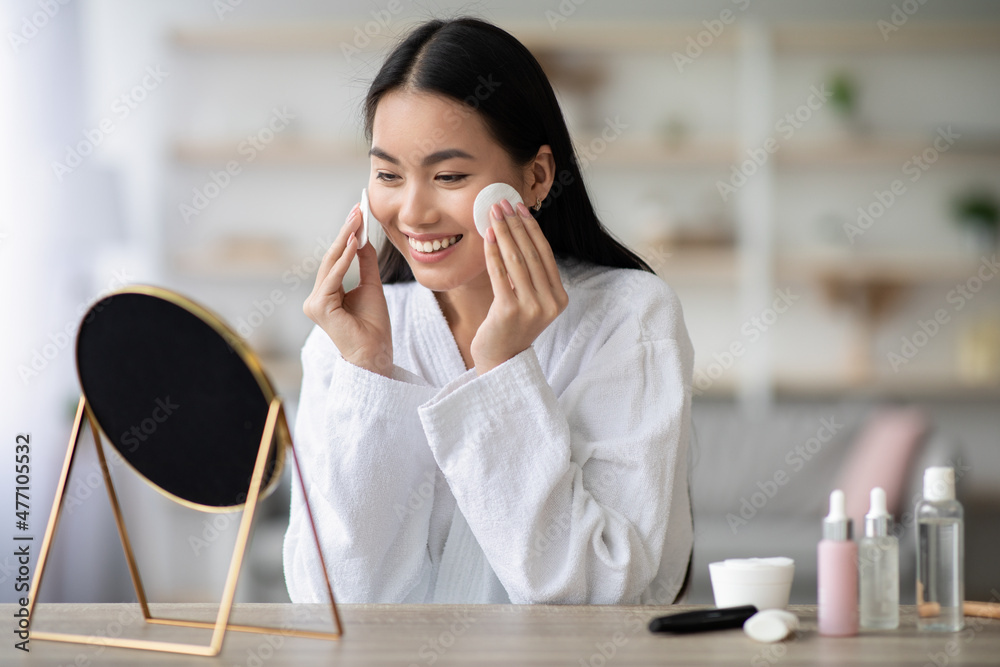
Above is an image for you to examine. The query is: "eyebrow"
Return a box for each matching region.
[368,146,475,167]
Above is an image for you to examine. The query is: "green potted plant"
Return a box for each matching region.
[827,70,867,137]
[829,71,857,118]
[952,188,999,252]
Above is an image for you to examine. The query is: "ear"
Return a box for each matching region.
[523,144,555,209]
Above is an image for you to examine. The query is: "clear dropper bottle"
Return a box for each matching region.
[859,487,899,629]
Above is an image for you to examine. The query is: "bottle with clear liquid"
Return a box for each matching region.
[859,487,899,629]
[916,466,965,632]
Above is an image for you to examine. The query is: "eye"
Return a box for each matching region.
[375,171,398,183]
[437,174,468,183]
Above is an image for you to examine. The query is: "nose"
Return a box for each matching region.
[396,182,439,229]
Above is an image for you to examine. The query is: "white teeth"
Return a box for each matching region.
[409,235,461,253]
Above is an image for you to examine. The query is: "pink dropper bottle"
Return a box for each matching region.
[818,489,858,636]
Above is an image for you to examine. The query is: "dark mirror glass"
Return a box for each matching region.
[75,287,283,510]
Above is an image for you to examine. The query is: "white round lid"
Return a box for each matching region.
[924,466,955,502]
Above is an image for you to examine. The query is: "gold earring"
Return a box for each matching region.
[532,197,542,211]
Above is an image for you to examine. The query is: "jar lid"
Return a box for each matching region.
[708,557,795,585]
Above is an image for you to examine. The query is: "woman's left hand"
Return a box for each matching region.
[471,199,569,376]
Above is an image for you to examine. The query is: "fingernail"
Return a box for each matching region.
[491,203,503,220]
[516,202,531,218]
[500,198,514,216]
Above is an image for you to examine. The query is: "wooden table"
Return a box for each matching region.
[4,603,999,665]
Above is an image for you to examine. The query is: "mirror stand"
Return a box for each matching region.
[26,394,343,656]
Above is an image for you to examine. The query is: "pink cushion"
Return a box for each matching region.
[833,406,928,530]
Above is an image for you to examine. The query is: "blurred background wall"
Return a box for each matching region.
[2,0,998,607]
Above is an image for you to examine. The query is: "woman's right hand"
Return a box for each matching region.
[303,203,393,377]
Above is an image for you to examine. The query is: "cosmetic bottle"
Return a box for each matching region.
[916,466,965,632]
[818,489,858,636]
[859,487,899,629]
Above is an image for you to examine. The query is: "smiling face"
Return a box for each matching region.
[368,89,527,293]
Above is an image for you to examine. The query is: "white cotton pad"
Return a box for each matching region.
[473,182,524,238]
[743,609,799,643]
[358,188,378,249]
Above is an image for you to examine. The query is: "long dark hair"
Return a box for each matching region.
[363,16,655,284]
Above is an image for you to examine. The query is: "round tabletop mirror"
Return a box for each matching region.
[75,285,285,511]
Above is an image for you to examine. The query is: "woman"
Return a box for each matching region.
[283,16,694,605]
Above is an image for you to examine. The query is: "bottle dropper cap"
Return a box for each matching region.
[823,489,853,541]
[864,487,893,537]
[924,466,955,502]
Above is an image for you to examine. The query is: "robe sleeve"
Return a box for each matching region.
[282,325,440,603]
[416,281,694,604]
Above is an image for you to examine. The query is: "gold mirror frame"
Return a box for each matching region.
[75,285,287,512]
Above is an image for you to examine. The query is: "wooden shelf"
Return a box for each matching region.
[646,249,995,286]
[172,138,368,166]
[773,21,1000,53]
[777,137,1000,167]
[170,21,1000,55]
[777,251,994,285]
[171,23,395,51]
[574,137,736,168]
[642,245,738,283]
[695,372,1000,401]
[573,135,1000,169]
[513,21,743,53]
[169,240,295,280]
[690,373,739,399]
[170,21,741,54]
[775,372,1000,401]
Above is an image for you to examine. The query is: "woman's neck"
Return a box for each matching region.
[433,278,493,336]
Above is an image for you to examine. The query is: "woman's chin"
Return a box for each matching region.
[409,261,488,293]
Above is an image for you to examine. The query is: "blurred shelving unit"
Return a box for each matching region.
[146,14,1000,607]
[164,19,1000,406]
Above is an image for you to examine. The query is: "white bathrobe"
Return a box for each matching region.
[283,255,694,605]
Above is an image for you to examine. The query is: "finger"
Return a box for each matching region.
[313,204,361,293]
[319,229,358,298]
[484,226,514,299]
[491,202,532,298]
[516,201,563,295]
[355,228,383,287]
[312,204,360,296]
[501,199,551,294]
